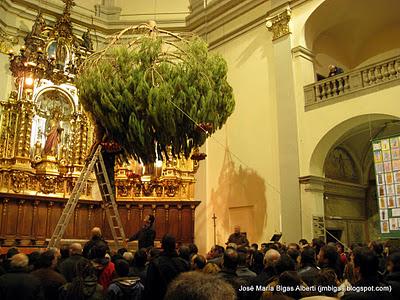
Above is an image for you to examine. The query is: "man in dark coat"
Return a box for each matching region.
[128,215,156,249]
[31,249,66,300]
[83,227,109,258]
[107,259,144,300]
[0,253,43,300]
[144,234,189,300]
[59,243,88,282]
[226,225,249,247]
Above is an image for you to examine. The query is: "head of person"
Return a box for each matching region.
[115,259,130,277]
[318,245,339,268]
[148,247,161,261]
[288,243,300,251]
[164,271,236,300]
[275,254,296,274]
[276,271,304,299]
[301,246,316,268]
[353,247,379,279]
[91,227,102,239]
[90,244,108,260]
[60,245,70,259]
[191,254,206,271]
[251,243,259,252]
[28,251,41,271]
[39,249,59,269]
[264,249,281,268]
[162,234,176,253]
[223,248,238,270]
[234,225,241,234]
[299,239,308,248]
[144,214,155,227]
[336,242,345,254]
[6,247,19,259]
[312,238,325,255]
[369,241,384,255]
[202,262,221,274]
[237,247,248,267]
[209,245,224,259]
[10,253,29,270]
[287,248,300,265]
[261,243,269,254]
[178,245,191,261]
[134,248,147,267]
[117,248,128,256]
[123,251,134,263]
[188,244,198,256]
[70,243,83,256]
[387,251,400,273]
[315,269,339,297]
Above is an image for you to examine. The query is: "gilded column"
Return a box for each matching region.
[15,100,34,169]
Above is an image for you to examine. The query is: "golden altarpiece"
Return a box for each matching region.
[0,1,200,249]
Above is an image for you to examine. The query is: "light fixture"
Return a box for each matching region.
[25,76,34,86]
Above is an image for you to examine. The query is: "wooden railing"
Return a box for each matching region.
[304,55,400,109]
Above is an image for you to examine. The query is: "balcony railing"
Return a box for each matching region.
[304,55,400,109]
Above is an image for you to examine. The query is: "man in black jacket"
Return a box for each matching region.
[128,215,156,250]
[144,234,189,300]
[0,253,43,300]
[83,227,109,258]
[59,243,88,282]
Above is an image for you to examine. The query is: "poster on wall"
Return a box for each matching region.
[373,135,400,238]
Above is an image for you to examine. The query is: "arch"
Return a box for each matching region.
[324,145,360,183]
[33,86,77,114]
[304,0,400,75]
[310,114,400,178]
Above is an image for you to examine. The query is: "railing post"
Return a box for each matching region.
[349,71,363,90]
[304,85,316,106]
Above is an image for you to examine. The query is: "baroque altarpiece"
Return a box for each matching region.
[0,1,200,248]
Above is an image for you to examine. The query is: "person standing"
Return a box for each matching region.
[83,227,109,258]
[128,215,156,250]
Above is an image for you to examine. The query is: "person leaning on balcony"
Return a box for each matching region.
[328,64,344,77]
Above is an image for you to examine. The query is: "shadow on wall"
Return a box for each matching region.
[210,147,267,245]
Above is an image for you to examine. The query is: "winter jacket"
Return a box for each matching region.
[107,276,144,300]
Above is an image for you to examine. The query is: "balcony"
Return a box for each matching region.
[304,55,400,110]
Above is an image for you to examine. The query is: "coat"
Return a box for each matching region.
[31,267,66,300]
[59,254,88,282]
[143,251,189,300]
[0,268,43,300]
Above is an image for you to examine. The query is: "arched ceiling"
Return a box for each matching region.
[305,0,400,68]
[73,0,191,16]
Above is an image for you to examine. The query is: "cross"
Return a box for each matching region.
[212,213,217,246]
[62,0,76,13]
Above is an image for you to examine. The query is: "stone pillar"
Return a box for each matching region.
[299,176,325,242]
[267,7,302,242]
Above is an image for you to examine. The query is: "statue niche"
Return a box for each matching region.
[30,89,74,174]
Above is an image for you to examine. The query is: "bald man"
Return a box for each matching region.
[59,243,88,282]
[83,227,109,258]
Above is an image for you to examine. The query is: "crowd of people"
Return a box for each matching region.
[0,224,400,300]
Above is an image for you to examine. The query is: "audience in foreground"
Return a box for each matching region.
[1,230,400,300]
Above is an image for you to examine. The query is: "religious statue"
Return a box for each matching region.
[43,108,64,156]
[30,12,46,37]
[82,29,93,50]
[56,38,68,66]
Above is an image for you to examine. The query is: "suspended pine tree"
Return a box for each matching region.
[76,22,235,164]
